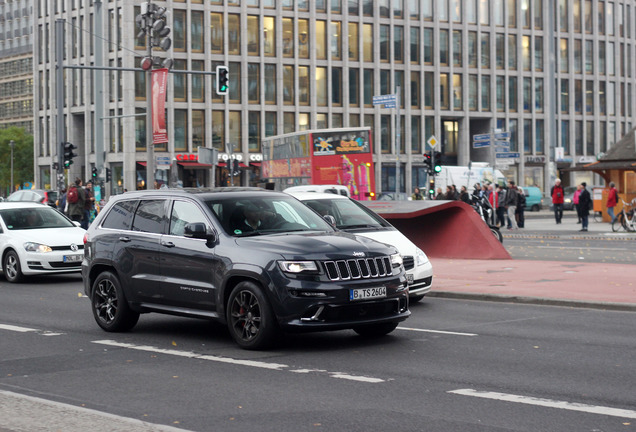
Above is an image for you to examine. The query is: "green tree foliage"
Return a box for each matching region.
[0,127,34,196]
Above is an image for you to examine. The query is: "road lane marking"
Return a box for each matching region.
[0,324,64,336]
[449,388,636,419]
[93,340,387,383]
[398,327,478,336]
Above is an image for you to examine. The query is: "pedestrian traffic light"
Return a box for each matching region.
[433,151,442,174]
[216,65,229,95]
[92,166,98,179]
[62,142,77,168]
[428,178,435,198]
[105,168,112,182]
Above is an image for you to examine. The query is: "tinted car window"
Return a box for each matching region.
[132,200,166,233]
[169,200,208,236]
[101,200,138,230]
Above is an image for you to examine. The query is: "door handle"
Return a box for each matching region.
[118,236,131,243]
[162,241,175,248]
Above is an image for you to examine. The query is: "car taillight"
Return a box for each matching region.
[42,191,48,204]
[83,233,89,244]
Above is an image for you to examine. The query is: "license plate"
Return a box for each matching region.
[350,286,386,301]
[406,274,414,284]
[63,254,83,263]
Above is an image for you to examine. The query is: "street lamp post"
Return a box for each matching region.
[9,140,15,193]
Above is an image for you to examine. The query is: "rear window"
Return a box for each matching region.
[101,200,138,231]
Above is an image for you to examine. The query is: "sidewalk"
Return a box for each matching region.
[428,209,636,311]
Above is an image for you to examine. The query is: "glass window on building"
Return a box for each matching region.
[534,78,543,113]
[607,81,615,116]
[264,0,275,8]
[534,36,543,71]
[599,121,607,151]
[248,112,260,152]
[480,0,490,25]
[522,36,531,70]
[411,116,421,153]
[332,113,343,128]
[508,76,517,112]
[332,0,342,14]
[606,2,614,36]
[364,69,374,106]
[316,113,327,129]
[573,40,582,73]
[561,120,569,153]
[229,62,241,103]
[536,119,544,154]
[394,0,404,18]
[521,0,530,28]
[424,28,434,64]
[396,71,405,108]
[363,24,373,62]
[192,110,205,151]
[135,108,146,151]
[299,19,310,59]
[174,59,187,102]
[575,120,583,155]
[523,119,532,153]
[394,26,404,63]
[453,31,462,67]
[438,0,449,21]
[507,0,516,26]
[380,69,390,96]
[440,73,450,110]
[508,119,518,152]
[350,69,360,107]
[363,0,374,16]
[585,80,593,114]
[173,9,186,51]
[299,66,310,105]
[411,71,420,107]
[350,114,360,127]
[586,121,594,155]
[424,72,434,109]
[573,0,582,33]
[210,12,223,54]
[481,75,490,111]
[575,79,582,113]
[598,1,605,34]
[440,30,449,66]
[332,68,342,106]
[381,115,391,153]
[496,76,505,111]
[248,63,260,103]
[192,11,204,53]
[494,0,504,25]
[451,0,462,22]
[380,25,390,62]
[495,34,505,69]
[212,111,224,150]
[265,112,277,137]
[453,74,462,110]
[523,77,531,112]
[229,111,241,152]
[481,33,490,68]
[508,34,517,69]
[264,64,276,104]
[560,79,569,113]
[534,0,543,29]
[410,27,419,63]
[316,67,327,106]
[349,0,359,15]
[409,0,420,19]
[584,0,593,33]
[283,65,294,105]
[316,20,327,59]
[468,32,478,67]
[192,60,204,102]
[469,75,478,111]
[174,109,188,152]
[316,0,326,12]
[349,23,359,60]
[331,21,342,60]
[134,58,146,100]
[265,16,277,57]
[379,0,389,18]
[247,16,260,56]
[560,39,569,72]
[228,14,240,55]
[599,82,606,115]
[559,0,568,31]
[608,42,615,75]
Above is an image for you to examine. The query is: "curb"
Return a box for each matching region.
[427,291,636,312]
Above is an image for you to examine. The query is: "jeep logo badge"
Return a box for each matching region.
[352,251,365,257]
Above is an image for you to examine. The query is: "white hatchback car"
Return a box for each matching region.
[288,192,433,302]
[0,202,86,283]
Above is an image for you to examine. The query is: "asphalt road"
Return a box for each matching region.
[2,275,636,431]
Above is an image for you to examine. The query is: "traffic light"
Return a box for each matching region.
[92,166,98,179]
[62,142,77,168]
[428,178,435,198]
[136,2,173,69]
[230,158,240,176]
[433,151,442,174]
[216,65,229,95]
[105,168,112,183]
[423,152,432,174]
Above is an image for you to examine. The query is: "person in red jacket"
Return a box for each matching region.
[606,182,619,224]
[551,178,565,224]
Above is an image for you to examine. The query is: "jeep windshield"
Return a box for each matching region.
[300,198,391,231]
[204,195,335,237]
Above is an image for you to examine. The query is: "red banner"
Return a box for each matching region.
[151,68,169,144]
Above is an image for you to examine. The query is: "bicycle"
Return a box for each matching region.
[612,198,636,232]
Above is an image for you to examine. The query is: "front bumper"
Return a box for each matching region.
[21,251,83,275]
[406,260,434,297]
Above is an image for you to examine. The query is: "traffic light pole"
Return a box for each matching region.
[55,19,65,194]
[145,2,155,190]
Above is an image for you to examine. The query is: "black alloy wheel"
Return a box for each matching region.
[91,271,139,332]
[227,281,279,350]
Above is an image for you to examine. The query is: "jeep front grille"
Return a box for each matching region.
[322,256,392,281]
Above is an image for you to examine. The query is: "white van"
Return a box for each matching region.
[287,191,433,302]
[284,184,350,197]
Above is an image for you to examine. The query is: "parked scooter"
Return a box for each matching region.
[469,194,503,243]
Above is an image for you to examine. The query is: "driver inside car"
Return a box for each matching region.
[232,204,276,233]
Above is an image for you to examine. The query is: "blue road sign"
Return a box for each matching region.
[496,152,520,158]
[372,94,396,106]
[473,133,490,141]
[494,131,511,140]
[473,140,490,148]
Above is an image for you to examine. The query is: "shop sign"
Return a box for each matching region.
[577,156,596,164]
[525,155,546,164]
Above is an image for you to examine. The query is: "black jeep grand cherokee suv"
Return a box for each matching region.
[82,188,410,349]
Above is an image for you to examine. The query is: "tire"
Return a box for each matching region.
[91,271,139,332]
[3,250,24,283]
[353,322,399,337]
[226,281,279,350]
[531,204,540,212]
[490,227,503,243]
[612,213,625,232]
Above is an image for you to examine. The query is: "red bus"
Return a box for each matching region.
[261,128,376,200]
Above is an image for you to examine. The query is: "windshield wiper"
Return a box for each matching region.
[339,224,379,229]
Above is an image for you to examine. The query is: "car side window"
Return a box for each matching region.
[169,200,208,236]
[132,200,166,234]
[101,200,138,230]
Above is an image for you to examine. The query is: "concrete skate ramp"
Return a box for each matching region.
[362,200,511,260]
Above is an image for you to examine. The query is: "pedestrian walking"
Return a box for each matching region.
[445,186,455,200]
[551,178,565,224]
[67,178,86,224]
[82,180,95,229]
[411,187,423,200]
[435,188,445,200]
[459,186,471,203]
[504,180,519,230]
[573,186,582,223]
[578,183,591,232]
[606,182,619,224]
[516,187,526,228]
[57,187,67,215]
[496,185,507,227]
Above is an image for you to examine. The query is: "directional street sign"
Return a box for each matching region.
[494,131,511,140]
[473,133,490,142]
[494,140,510,147]
[473,140,490,148]
[495,146,510,152]
[372,94,396,107]
[496,152,520,159]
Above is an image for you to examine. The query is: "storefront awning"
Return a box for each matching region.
[218,161,248,168]
[137,161,147,166]
[250,162,262,167]
[178,161,213,168]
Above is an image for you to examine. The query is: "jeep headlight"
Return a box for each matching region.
[24,242,52,253]
[278,261,319,274]
[415,247,429,266]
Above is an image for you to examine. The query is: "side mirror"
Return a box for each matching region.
[184,222,217,242]
[323,215,336,227]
